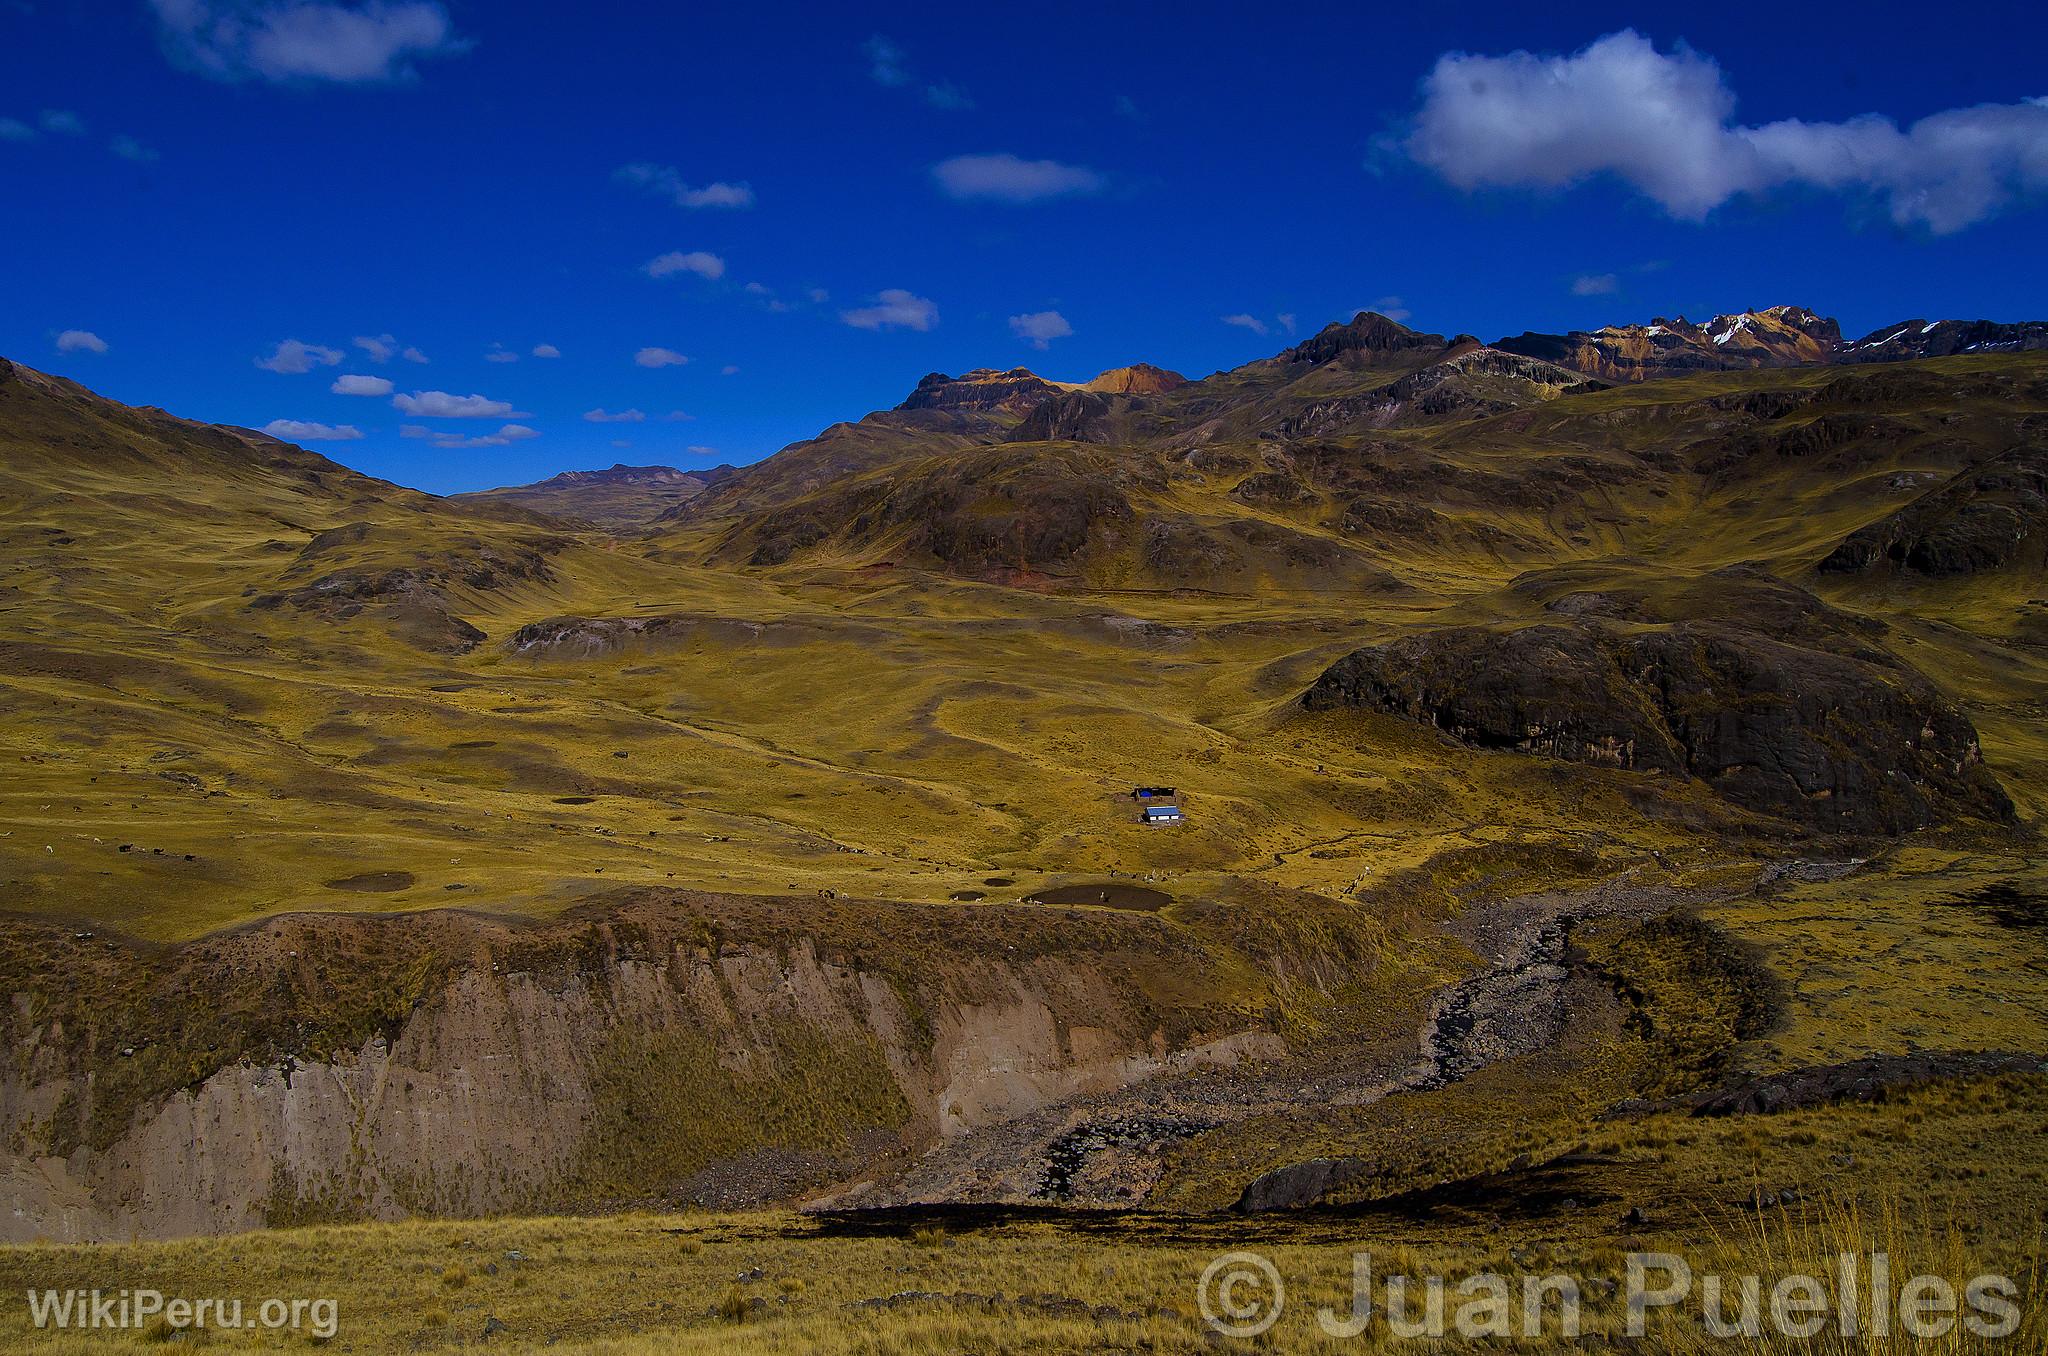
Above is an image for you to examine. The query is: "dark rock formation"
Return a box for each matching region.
[1302,576,2012,834]
[1820,447,2048,576]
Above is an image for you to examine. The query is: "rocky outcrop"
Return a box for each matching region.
[1301,575,2012,834]
[1819,447,2048,576]
[1009,390,1115,443]
[1277,348,1606,433]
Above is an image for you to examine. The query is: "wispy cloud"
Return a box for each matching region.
[1402,29,2048,233]
[933,153,1104,203]
[109,134,161,162]
[615,163,754,210]
[331,373,393,395]
[40,109,84,135]
[149,0,470,85]
[0,118,33,142]
[1221,314,1269,336]
[1571,272,1620,296]
[55,330,108,354]
[485,344,518,363]
[402,345,429,363]
[255,338,343,373]
[644,249,726,281]
[865,35,973,110]
[263,418,362,442]
[392,389,517,418]
[582,408,646,423]
[1008,310,1073,349]
[426,423,538,449]
[634,347,688,368]
[840,289,939,332]
[531,343,560,358]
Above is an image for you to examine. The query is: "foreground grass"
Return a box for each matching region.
[2,1074,2042,1353]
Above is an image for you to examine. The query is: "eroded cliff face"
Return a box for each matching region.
[0,891,1289,1241]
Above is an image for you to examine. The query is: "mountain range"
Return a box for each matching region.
[0,300,2044,1243]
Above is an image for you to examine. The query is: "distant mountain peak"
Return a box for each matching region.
[1081,363,1187,395]
[897,362,1187,413]
[1284,311,1447,365]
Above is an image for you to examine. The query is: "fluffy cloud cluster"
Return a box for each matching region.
[615,164,754,210]
[583,408,646,423]
[330,373,393,395]
[55,330,108,354]
[840,289,938,332]
[150,0,468,84]
[263,418,362,441]
[1404,29,2048,233]
[392,389,516,418]
[255,338,343,373]
[353,333,428,363]
[1008,310,1072,349]
[932,153,1104,203]
[644,250,725,281]
[634,347,688,368]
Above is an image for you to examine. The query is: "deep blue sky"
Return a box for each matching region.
[3,2,2044,493]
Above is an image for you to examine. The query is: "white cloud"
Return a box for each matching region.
[0,118,33,142]
[1008,310,1073,349]
[401,345,429,363]
[149,0,469,85]
[933,153,1105,203]
[925,83,973,112]
[400,424,430,438]
[255,338,344,373]
[743,281,771,295]
[40,109,83,135]
[1403,29,2048,233]
[55,330,108,354]
[686,445,717,456]
[719,365,740,376]
[664,410,695,421]
[609,439,631,449]
[840,288,939,332]
[644,249,725,281]
[1572,273,1621,296]
[1221,314,1268,336]
[392,389,516,418]
[614,163,754,209]
[331,373,394,395]
[1369,295,1412,323]
[110,135,160,162]
[263,418,362,441]
[354,333,397,362]
[583,408,646,423]
[634,347,688,368]
[531,343,560,358]
[485,345,518,363]
[429,422,538,448]
[1277,313,1298,335]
